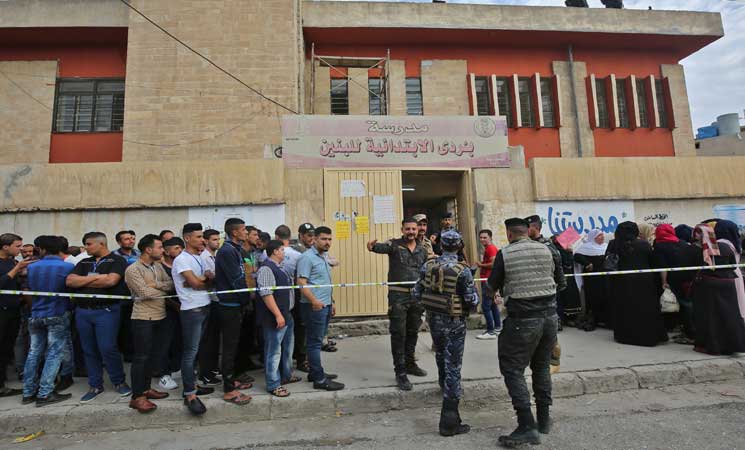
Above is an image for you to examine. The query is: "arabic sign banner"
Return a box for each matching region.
[280,115,510,168]
[535,201,635,236]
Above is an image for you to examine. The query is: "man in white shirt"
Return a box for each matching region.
[172,223,213,416]
[197,229,222,386]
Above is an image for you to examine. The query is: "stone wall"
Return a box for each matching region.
[420,60,468,116]
[553,60,596,158]
[661,64,696,157]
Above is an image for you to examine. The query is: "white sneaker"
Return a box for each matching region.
[158,374,178,390]
[476,331,498,340]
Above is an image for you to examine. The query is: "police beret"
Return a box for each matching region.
[524,215,541,225]
[505,218,529,228]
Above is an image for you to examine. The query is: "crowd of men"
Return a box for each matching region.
[0,213,564,447]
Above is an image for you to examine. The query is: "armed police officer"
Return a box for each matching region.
[488,218,563,448]
[367,218,429,391]
[413,230,478,437]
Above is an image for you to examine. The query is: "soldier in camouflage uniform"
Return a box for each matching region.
[367,218,429,391]
[413,230,478,437]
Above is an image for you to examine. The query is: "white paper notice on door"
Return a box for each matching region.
[373,195,396,224]
[341,179,366,198]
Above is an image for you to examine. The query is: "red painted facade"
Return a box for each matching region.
[0,27,127,163]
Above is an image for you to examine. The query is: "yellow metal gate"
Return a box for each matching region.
[323,169,402,317]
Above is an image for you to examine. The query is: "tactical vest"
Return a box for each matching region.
[421,259,469,317]
[501,239,556,300]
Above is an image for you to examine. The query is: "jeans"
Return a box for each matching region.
[60,328,74,377]
[263,315,295,391]
[498,312,558,412]
[198,302,221,378]
[302,303,331,383]
[0,306,21,388]
[131,318,168,398]
[22,312,71,398]
[180,307,209,397]
[481,282,502,332]
[388,300,424,375]
[427,312,466,400]
[75,304,126,389]
[219,304,246,393]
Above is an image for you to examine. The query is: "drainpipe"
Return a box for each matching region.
[568,44,583,158]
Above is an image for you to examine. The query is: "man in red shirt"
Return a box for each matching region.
[476,230,501,339]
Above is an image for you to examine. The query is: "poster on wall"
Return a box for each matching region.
[281,115,511,169]
[535,201,634,236]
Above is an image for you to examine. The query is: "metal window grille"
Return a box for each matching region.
[495,77,513,126]
[53,79,125,133]
[474,76,491,116]
[636,79,649,128]
[518,77,535,128]
[405,77,423,115]
[655,79,668,128]
[616,78,629,128]
[540,78,555,128]
[595,78,610,128]
[330,79,349,115]
[368,78,386,115]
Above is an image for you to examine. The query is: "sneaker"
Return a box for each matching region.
[313,379,345,391]
[184,396,207,416]
[476,331,498,340]
[198,373,221,386]
[396,374,412,391]
[114,383,132,397]
[80,387,104,403]
[21,395,37,405]
[36,392,72,407]
[196,386,215,396]
[158,375,178,390]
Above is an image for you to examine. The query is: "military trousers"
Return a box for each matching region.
[498,311,558,412]
[427,311,466,400]
[388,297,424,375]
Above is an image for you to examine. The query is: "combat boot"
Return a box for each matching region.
[497,408,541,448]
[439,398,470,437]
[537,405,552,434]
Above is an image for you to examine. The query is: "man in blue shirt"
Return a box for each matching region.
[296,226,344,391]
[22,236,75,407]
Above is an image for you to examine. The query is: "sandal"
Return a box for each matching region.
[270,386,290,398]
[223,391,252,405]
[233,380,253,390]
[321,343,338,352]
[283,376,302,384]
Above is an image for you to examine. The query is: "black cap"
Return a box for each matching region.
[443,212,453,219]
[163,237,185,248]
[182,223,203,235]
[298,223,315,234]
[524,215,541,225]
[505,218,529,228]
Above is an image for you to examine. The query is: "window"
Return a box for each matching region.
[636,78,649,128]
[655,79,668,128]
[540,78,555,128]
[495,77,513,126]
[368,78,386,115]
[594,78,610,128]
[615,78,629,128]
[518,77,534,128]
[54,79,124,133]
[474,76,491,116]
[330,79,349,115]
[406,77,423,115]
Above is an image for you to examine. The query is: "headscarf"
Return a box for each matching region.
[575,229,607,257]
[695,224,720,267]
[714,219,742,254]
[637,223,655,245]
[674,224,693,243]
[612,221,640,256]
[654,224,679,244]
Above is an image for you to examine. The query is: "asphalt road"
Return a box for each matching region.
[7,380,745,450]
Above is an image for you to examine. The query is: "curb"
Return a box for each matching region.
[2,358,743,437]
[329,316,484,337]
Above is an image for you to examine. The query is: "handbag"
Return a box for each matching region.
[660,287,680,313]
[603,253,619,272]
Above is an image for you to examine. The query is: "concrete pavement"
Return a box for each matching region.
[1,327,744,437]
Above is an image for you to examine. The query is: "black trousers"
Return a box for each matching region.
[0,306,21,388]
[292,289,306,365]
[152,306,180,377]
[498,312,558,412]
[130,318,169,397]
[388,300,424,375]
[198,301,221,377]
[118,301,134,360]
[220,304,246,393]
